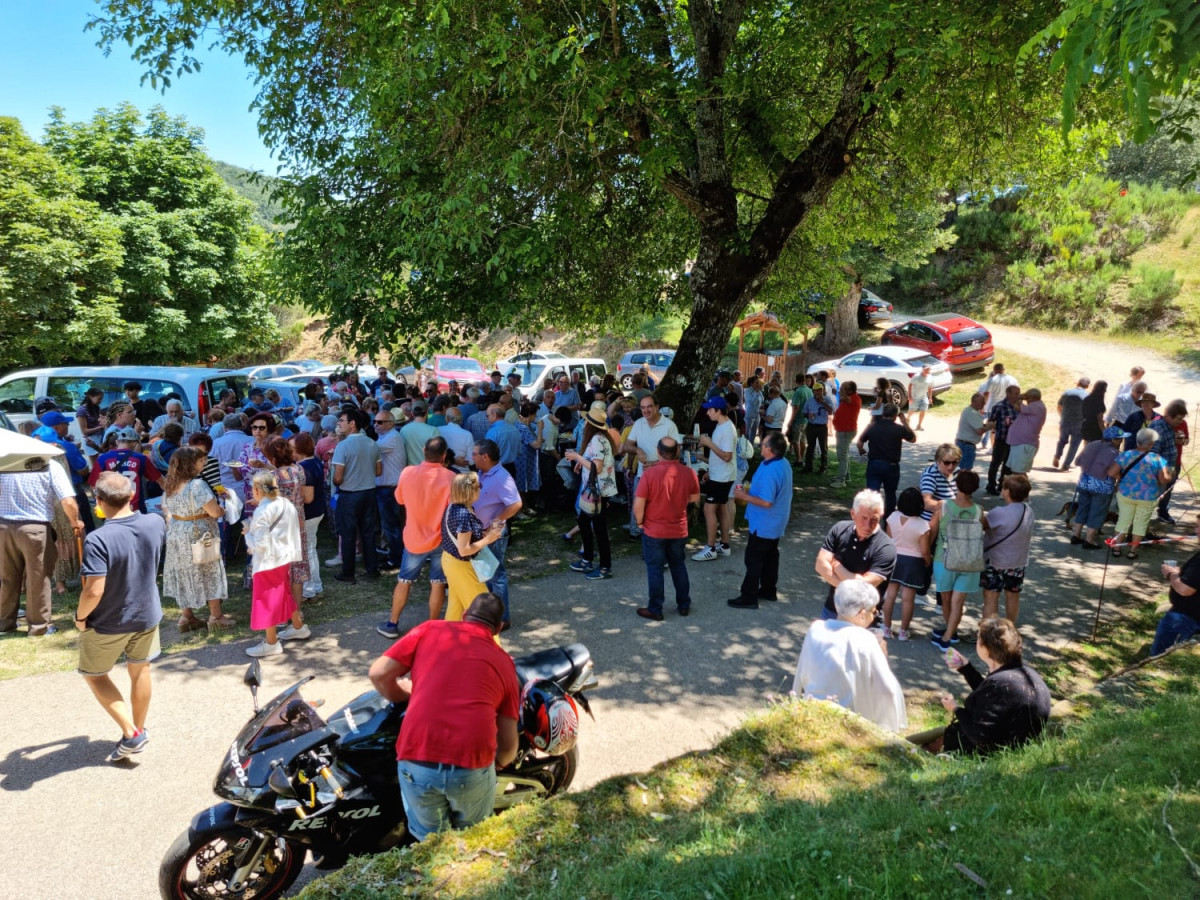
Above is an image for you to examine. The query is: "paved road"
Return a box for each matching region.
[0,322,1195,899]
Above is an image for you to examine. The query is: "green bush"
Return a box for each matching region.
[1125,263,1180,324]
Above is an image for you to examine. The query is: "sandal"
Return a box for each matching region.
[178,615,205,632]
[208,615,237,629]
[1111,546,1123,557]
[1126,548,1139,560]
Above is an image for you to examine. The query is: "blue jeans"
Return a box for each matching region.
[955,439,977,472]
[1055,426,1083,468]
[1073,489,1113,531]
[487,530,511,622]
[376,486,405,568]
[642,535,689,616]
[397,760,496,841]
[334,488,380,578]
[1150,611,1200,656]
[866,458,901,518]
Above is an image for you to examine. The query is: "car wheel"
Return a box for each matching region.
[887,382,908,410]
[620,374,634,391]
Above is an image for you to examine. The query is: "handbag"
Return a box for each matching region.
[578,460,602,516]
[191,531,221,565]
[470,544,500,582]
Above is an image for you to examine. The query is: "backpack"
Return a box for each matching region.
[941,500,984,572]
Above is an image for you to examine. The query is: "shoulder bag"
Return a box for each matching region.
[578,459,602,516]
[443,506,500,581]
[942,501,985,572]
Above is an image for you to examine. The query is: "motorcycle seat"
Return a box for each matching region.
[513,642,590,688]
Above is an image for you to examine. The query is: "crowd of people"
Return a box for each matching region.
[2,353,1196,788]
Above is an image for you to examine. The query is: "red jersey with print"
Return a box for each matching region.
[90,449,160,512]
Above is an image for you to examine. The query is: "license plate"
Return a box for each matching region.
[964,342,980,351]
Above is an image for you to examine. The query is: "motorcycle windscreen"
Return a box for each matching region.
[235,678,327,757]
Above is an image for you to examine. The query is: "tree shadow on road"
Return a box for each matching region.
[0,735,123,790]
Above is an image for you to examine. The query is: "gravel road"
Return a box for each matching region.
[0,320,1194,899]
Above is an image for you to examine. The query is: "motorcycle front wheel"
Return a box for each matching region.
[159,827,305,900]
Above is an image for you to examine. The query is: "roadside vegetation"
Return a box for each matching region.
[300,614,1200,899]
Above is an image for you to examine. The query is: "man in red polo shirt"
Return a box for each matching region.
[378,437,457,638]
[368,592,519,840]
[633,437,701,621]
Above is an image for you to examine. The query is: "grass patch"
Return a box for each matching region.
[930,348,1076,415]
[301,646,1200,899]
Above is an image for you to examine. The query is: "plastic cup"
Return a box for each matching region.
[1164,559,1177,568]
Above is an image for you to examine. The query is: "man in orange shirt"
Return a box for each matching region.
[377,437,456,639]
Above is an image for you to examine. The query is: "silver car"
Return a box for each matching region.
[807,346,952,410]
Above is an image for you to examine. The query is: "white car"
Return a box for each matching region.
[807,346,952,410]
[496,350,567,369]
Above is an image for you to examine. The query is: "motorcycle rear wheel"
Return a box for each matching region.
[546,745,578,794]
[159,826,305,900]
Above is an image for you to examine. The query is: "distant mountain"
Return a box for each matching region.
[212,160,290,232]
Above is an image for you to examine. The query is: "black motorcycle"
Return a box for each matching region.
[160,643,597,899]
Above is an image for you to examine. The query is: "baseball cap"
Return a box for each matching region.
[411,401,427,415]
[701,396,728,411]
[115,426,140,442]
[1102,426,1130,440]
[40,410,71,427]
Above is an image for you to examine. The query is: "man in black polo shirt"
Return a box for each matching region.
[814,490,896,622]
[855,403,916,518]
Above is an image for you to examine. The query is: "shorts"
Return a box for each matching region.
[933,560,980,595]
[704,480,733,504]
[981,564,1026,593]
[912,397,930,412]
[78,626,161,676]
[1006,443,1037,474]
[397,547,446,585]
[890,554,928,589]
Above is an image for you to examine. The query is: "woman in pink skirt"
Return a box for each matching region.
[245,471,310,657]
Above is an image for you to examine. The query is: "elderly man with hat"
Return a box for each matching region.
[692,396,738,562]
[35,410,94,531]
[0,437,82,635]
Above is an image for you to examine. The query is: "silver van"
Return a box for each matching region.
[0,366,249,436]
[499,357,608,396]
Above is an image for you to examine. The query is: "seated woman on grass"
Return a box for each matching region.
[925,617,1051,756]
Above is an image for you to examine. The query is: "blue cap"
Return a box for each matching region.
[40,411,71,427]
[701,396,728,411]
[1102,425,1129,440]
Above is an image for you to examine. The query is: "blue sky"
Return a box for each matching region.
[0,1,278,172]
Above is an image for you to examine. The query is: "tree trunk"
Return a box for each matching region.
[823,282,862,355]
[655,281,746,424]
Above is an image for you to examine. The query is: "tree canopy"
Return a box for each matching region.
[94,1,1115,415]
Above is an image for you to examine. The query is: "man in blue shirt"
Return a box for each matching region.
[728,431,793,609]
[35,410,94,531]
[484,404,521,480]
[471,440,524,630]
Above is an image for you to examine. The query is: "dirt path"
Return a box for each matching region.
[1,322,1197,899]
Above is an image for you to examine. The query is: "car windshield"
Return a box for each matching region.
[440,358,486,375]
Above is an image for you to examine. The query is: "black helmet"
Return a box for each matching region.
[519,681,579,756]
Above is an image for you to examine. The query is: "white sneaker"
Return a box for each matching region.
[692,546,719,561]
[717,544,732,557]
[246,639,284,658]
[278,624,312,641]
[324,556,343,568]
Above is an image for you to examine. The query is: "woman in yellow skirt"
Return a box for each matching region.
[440,472,505,621]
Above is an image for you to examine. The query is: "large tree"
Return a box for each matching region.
[43,103,281,363]
[0,117,125,368]
[94,1,1110,415]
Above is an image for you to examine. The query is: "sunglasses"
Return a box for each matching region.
[251,425,268,431]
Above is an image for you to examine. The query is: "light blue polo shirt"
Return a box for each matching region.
[745,456,793,539]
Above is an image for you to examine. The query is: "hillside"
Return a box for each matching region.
[879,177,1200,363]
[212,159,290,232]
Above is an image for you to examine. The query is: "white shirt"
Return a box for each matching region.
[763,397,787,428]
[375,427,406,487]
[982,373,1017,411]
[245,495,302,573]
[628,415,682,476]
[794,619,908,732]
[439,422,475,466]
[707,419,738,482]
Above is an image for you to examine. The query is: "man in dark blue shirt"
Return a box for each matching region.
[728,432,794,609]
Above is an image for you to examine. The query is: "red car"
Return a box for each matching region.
[881,314,994,373]
[419,354,488,391]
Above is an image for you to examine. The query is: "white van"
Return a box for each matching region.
[499,356,608,397]
[0,366,249,438]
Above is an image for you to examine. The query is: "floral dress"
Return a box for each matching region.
[238,441,271,513]
[274,463,311,585]
[162,478,227,610]
[515,421,541,492]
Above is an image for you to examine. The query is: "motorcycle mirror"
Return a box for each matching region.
[244,660,262,711]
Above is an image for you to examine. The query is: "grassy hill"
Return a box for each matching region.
[880,177,1200,366]
[212,159,290,232]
